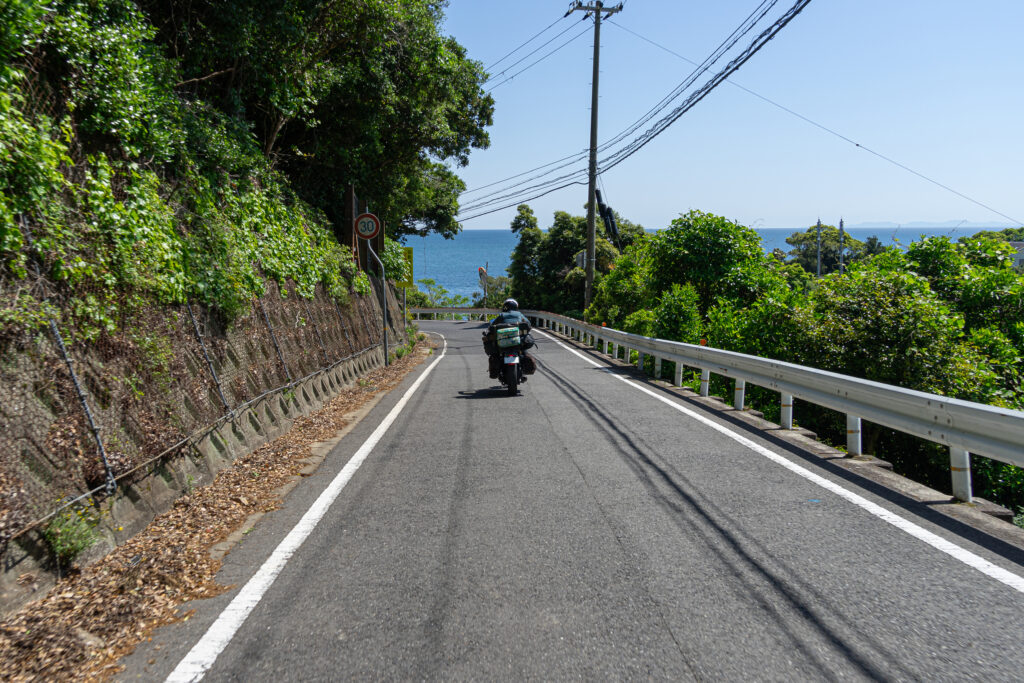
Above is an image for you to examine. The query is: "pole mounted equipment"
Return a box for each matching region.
[572,0,623,309]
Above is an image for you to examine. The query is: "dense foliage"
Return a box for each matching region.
[1,0,491,340]
[783,223,867,274]
[507,203,1024,517]
[138,0,493,239]
[508,204,623,317]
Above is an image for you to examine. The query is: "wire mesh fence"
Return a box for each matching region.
[1,50,401,560]
[0,275,386,555]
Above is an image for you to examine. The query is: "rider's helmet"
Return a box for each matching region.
[502,298,519,312]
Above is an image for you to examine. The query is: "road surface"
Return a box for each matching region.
[123,320,1024,681]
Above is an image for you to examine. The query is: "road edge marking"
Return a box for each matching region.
[166,334,448,682]
[536,330,1024,594]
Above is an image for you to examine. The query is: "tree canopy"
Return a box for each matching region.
[785,223,866,275]
[1,0,493,340]
[139,0,494,239]
[508,205,621,316]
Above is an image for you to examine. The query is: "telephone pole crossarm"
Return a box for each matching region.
[571,1,623,310]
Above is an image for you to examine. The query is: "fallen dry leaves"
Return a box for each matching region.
[0,340,432,681]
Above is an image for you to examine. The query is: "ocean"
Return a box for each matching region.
[403,226,994,301]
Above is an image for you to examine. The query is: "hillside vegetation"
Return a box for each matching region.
[0,0,490,557]
[1,0,491,337]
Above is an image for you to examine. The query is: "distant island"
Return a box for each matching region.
[844,220,1018,230]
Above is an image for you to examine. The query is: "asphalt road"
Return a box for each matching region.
[124,320,1024,681]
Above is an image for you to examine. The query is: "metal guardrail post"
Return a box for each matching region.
[950,447,972,502]
[673,361,684,387]
[700,369,711,397]
[781,394,794,429]
[846,415,862,456]
[734,379,746,410]
[654,357,662,380]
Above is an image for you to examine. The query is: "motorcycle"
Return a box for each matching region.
[498,347,524,396]
[486,324,534,396]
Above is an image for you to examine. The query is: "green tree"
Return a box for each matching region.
[473,274,511,308]
[508,209,544,307]
[806,265,998,400]
[902,235,1024,343]
[785,224,866,275]
[139,0,494,239]
[415,278,468,307]
[862,235,889,257]
[970,227,1024,242]
[508,207,621,314]
[584,239,655,327]
[510,204,538,234]
[653,283,703,343]
[647,210,764,314]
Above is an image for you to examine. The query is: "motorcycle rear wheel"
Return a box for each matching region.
[503,364,518,395]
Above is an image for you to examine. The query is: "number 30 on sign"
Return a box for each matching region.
[355,212,381,240]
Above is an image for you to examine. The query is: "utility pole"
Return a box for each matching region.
[815,218,822,278]
[571,0,623,309]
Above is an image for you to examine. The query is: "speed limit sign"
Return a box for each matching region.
[354,212,381,240]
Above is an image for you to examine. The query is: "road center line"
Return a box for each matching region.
[167,335,448,682]
[536,330,1024,595]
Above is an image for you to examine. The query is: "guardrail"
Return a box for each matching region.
[532,310,1024,504]
[411,307,1024,503]
[411,307,499,320]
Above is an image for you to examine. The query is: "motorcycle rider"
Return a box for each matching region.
[483,298,535,379]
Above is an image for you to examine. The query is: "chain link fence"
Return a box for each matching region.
[1,45,405,564]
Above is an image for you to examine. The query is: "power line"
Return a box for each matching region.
[458,180,587,222]
[460,148,589,196]
[599,0,813,173]
[485,17,586,83]
[486,23,592,93]
[461,0,783,212]
[458,0,813,221]
[606,20,1024,226]
[458,164,588,213]
[485,15,568,73]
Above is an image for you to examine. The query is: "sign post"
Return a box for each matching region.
[356,212,386,364]
[478,265,487,304]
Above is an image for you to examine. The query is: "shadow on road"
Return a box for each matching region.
[455,387,516,399]
[540,357,912,680]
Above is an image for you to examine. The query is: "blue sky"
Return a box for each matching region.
[441,1,1024,231]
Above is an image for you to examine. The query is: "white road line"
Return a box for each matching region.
[536,330,1024,595]
[167,336,448,682]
